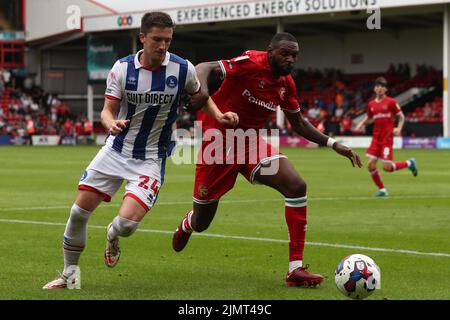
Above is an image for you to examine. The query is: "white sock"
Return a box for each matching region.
[107,215,139,240]
[289,260,303,272]
[63,204,91,271]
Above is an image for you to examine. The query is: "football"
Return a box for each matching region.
[334,254,381,299]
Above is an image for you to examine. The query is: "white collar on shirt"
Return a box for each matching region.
[134,49,170,69]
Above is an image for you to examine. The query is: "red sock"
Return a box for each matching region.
[285,197,307,262]
[393,161,408,171]
[370,169,385,189]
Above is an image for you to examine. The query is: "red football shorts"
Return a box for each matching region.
[193,134,285,204]
[366,138,393,161]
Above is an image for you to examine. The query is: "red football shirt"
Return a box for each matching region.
[367,96,401,142]
[198,50,301,131]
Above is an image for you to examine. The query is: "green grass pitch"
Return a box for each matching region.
[0,145,449,300]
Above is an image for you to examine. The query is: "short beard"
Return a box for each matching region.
[272,64,292,76]
[279,68,292,76]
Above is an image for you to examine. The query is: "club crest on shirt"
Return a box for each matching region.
[382,105,387,110]
[259,80,265,89]
[279,87,286,100]
[199,185,209,197]
[166,75,178,88]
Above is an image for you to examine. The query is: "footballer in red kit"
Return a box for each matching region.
[366,95,399,161]
[194,50,301,201]
[198,50,301,130]
[174,32,363,287]
[356,77,418,197]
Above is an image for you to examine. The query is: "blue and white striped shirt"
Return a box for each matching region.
[104,50,200,160]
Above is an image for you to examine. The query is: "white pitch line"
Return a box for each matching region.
[0,218,449,258]
[0,204,120,212]
[0,194,449,212]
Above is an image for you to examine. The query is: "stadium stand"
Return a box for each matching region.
[0,64,444,142]
[0,70,92,144]
[284,64,443,137]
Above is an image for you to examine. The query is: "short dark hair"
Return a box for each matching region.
[140,12,175,34]
[270,32,298,46]
[374,76,388,87]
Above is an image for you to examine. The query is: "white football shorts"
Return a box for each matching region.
[78,145,165,211]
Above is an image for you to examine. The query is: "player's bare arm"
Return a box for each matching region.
[182,62,222,111]
[187,61,238,126]
[196,61,223,94]
[284,111,362,167]
[181,90,209,113]
[355,114,369,132]
[100,98,130,136]
[189,90,209,108]
[394,107,405,136]
[202,97,239,127]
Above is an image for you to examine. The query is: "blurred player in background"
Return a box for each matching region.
[172,32,362,287]
[43,11,236,290]
[355,77,418,197]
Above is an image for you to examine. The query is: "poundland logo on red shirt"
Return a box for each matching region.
[242,89,279,111]
[373,113,392,120]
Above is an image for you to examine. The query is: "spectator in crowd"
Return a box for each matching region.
[327,101,337,118]
[307,103,320,121]
[0,73,4,95]
[335,90,344,109]
[1,64,442,141]
[423,103,434,118]
[75,119,84,137]
[23,76,34,93]
[317,97,326,110]
[1,68,11,87]
[83,117,92,136]
[335,105,344,118]
[56,100,70,122]
[25,115,36,144]
[60,119,75,145]
[0,115,5,134]
[0,70,83,143]
[340,117,353,136]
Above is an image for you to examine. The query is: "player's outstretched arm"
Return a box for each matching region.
[195,62,224,96]
[284,111,362,168]
[355,115,369,132]
[393,109,405,136]
[101,98,129,136]
[332,142,363,168]
[202,97,239,127]
[183,62,224,112]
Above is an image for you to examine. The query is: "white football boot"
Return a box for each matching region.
[42,271,79,290]
[104,223,121,268]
